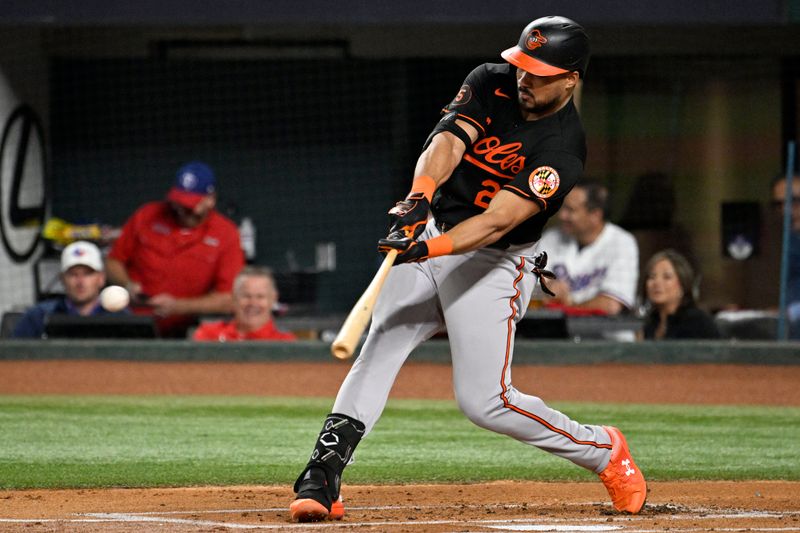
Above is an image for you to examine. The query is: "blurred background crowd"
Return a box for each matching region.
[0,1,798,342]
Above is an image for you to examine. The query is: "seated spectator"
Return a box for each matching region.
[640,249,720,340]
[12,241,127,338]
[193,266,296,342]
[771,173,800,339]
[535,178,639,314]
[105,161,245,338]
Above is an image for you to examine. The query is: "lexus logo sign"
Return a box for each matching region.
[0,104,48,262]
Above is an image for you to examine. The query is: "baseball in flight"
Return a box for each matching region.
[100,285,130,312]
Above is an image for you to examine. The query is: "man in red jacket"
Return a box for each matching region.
[106,161,245,337]
[193,266,296,342]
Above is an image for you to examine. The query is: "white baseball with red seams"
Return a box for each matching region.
[100,285,130,312]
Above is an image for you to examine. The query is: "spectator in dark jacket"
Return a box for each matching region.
[12,241,126,338]
[641,249,720,340]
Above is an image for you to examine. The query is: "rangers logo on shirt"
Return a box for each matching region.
[528,166,560,198]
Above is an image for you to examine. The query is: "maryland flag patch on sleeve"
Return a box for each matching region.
[528,166,560,198]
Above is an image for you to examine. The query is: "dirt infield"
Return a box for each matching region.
[2,481,800,532]
[3,360,800,404]
[1,360,799,532]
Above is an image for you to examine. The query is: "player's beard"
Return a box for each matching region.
[517,87,560,116]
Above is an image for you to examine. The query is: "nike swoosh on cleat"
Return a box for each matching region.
[494,88,512,99]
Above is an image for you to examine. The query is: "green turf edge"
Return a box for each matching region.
[0,395,798,489]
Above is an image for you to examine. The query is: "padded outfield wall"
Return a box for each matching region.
[1,339,798,365]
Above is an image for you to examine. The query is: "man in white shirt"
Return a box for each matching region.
[536,179,639,314]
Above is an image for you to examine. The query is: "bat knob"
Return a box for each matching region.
[331,343,352,360]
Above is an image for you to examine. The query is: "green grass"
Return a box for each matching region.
[0,395,798,489]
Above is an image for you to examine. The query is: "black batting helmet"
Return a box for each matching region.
[501,16,590,78]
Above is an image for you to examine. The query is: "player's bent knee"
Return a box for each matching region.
[455,391,506,430]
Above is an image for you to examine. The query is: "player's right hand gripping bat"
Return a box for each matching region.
[331,249,398,360]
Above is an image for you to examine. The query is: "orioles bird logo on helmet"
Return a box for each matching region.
[525,29,548,51]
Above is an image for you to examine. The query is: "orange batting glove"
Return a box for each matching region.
[386,175,436,241]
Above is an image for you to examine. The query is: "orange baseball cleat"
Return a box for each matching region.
[598,426,647,513]
[289,495,344,522]
[329,496,345,520]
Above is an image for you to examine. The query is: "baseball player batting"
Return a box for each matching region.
[290,16,647,522]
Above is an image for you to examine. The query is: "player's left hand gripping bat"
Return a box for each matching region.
[331,249,398,359]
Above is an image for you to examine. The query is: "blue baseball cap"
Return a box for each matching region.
[167,161,216,209]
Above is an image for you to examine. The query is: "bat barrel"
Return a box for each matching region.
[329,249,398,359]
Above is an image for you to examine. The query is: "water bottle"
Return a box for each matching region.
[239,217,256,261]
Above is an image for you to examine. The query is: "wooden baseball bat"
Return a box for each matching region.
[331,249,398,360]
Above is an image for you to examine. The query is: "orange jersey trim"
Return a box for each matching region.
[455,113,486,136]
[498,257,612,451]
[504,184,548,210]
[439,109,486,136]
[504,184,531,198]
[463,154,514,180]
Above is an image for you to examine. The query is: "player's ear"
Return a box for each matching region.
[564,71,580,89]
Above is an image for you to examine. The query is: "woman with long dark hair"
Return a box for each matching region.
[641,249,720,339]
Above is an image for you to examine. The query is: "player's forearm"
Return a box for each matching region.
[445,211,514,253]
[413,131,467,187]
[446,190,541,253]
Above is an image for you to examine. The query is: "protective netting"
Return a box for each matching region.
[0,29,791,324]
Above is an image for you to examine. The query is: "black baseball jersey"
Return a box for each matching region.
[430,62,586,247]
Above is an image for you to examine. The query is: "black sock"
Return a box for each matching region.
[293,413,366,506]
